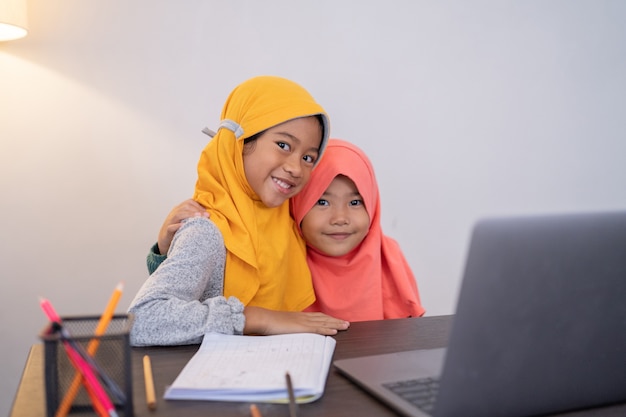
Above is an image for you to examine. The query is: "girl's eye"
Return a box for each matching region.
[277,142,291,151]
[316,199,329,206]
[302,154,316,164]
[350,199,364,206]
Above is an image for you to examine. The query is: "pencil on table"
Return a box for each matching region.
[249,404,263,417]
[285,372,298,417]
[143,355,157,410]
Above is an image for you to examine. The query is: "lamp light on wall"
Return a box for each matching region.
[0,0,28,41]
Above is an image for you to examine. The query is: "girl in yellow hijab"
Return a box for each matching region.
[129,76,349,346]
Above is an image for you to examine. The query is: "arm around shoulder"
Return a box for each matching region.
[129,217,241,346]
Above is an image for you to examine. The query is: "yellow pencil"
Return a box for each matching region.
[54,281,124,417]
[143,355,157,410]
[250,404,263,417]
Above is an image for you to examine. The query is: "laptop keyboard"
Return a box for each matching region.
[383,377,440,414]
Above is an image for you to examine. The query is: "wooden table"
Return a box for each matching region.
[10,315,626,416]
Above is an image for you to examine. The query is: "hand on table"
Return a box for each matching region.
[244,306,350,336]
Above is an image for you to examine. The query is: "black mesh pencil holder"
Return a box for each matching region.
[40,314,134,417]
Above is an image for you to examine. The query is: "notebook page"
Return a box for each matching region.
[165,332,336,402]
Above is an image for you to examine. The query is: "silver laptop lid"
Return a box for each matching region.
[435,211,626,417]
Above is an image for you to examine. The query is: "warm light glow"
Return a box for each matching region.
[0,0,28,41]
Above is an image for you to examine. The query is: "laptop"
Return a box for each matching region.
[334,211,626,417]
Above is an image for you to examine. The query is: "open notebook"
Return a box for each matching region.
[165,332,335,403]
[334,210,626,417]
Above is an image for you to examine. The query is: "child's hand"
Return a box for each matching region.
[243,306,350,336]
[157,199,209,255]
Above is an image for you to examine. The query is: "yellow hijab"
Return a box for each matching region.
[193,76,330,311]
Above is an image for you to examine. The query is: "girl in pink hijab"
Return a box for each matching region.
[290,139,425,321]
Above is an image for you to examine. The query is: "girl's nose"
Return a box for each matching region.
[283,154,302,178]
[330,207,349,225]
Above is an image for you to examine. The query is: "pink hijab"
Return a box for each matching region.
[291,139,425,321]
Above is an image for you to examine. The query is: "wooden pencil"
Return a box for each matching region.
[249,403,263,417]
[286,372,298,417]
[143,355,157,410]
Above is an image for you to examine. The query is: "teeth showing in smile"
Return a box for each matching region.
[273,178,292,190]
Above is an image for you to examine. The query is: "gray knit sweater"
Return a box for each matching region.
[128,217,245,346]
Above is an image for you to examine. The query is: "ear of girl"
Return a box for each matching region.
[193,76,330,311]
[291,139,425,321]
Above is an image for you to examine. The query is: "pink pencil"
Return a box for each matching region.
[39,297,120,417]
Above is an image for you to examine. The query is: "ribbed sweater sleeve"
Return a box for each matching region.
[146,243,166,275]
[128,217,244,346]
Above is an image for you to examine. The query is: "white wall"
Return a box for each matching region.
[2,0,625,413]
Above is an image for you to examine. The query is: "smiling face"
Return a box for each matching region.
[242,116,323,208]
[300,174,371,257]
